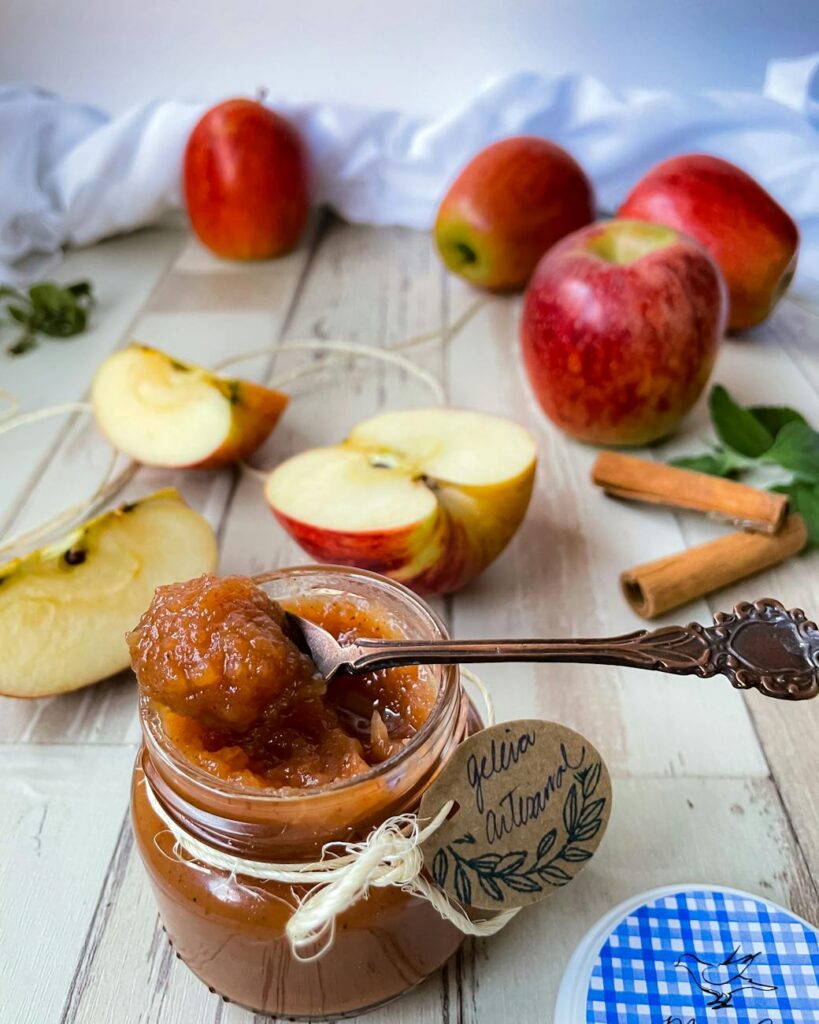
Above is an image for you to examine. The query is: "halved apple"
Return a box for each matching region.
[0,489,218,698]
[91,343,288,468]
[264,407,537,595]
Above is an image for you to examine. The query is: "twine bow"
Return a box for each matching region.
[144,775,518,961]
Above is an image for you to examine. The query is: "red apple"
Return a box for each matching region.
[520,219,727,446]
[264,407,537,596]
[434,136,595,291]
[184,98,309,259]
[618,154,798,331]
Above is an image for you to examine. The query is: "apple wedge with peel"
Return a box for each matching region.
[0,489,217,698]
[264,407,537,595]
[92,343,288,468]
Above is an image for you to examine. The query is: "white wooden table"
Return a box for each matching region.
[2,217,819,1023]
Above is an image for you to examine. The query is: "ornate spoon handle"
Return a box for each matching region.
[342,599,819,701]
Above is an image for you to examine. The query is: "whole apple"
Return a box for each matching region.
[521,219,727,446]
[184,99,309,260]
[619,154,798,331]
[434,136,595,291]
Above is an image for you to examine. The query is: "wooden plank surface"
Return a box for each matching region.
[1,222,818,1024]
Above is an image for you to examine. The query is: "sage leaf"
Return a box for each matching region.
[775,482,819,546]
[750,405,807,437]
[762,421,819,483]
[669,449,745,478]
[710,385,774,457]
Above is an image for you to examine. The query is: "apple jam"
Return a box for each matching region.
[127,573,436,788]
[130,566,479,1019]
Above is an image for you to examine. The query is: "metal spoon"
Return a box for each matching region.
[283,598,819,701]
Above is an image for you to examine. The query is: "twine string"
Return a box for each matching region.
[0,402,137,558]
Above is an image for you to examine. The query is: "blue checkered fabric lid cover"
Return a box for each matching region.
[586,888,819,1023]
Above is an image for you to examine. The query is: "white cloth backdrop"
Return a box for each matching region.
[1,54,818,287]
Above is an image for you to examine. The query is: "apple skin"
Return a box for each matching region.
[434,136,595,291]
[269,469,535,597]
[184,99,309,260]
[618,154,798,331]
[520,219,727,446]
[202,378,289,469]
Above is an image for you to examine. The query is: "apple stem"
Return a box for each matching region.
[256,85,269,104]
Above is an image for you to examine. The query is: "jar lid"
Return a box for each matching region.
[555,884,819,1022]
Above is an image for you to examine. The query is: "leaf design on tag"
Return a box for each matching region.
[454,864,472,906]
[562,784,578,833]
[432,847,448,889]
[562,845,593,862]
[434,760,606,905]
[537,863,572,884]
[420,722,612,911]
[581,762,600,800]
[477,874,504,903]
[495,852,527,876]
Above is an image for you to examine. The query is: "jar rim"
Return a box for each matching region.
[141,564,460,805]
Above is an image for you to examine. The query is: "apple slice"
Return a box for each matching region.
[0,489,218,698]
[264,407,537,595]
[92,343,288,468]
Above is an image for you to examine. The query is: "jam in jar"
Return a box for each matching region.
[130,566,480,1019]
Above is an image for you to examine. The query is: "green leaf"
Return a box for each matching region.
[7,305,31,325]
[28,282,70,310]
[762,421,819,483]
[669,450,744,478]
[776,483,819,546]
[750,405,807,437]
[66,281,92,299]
[709,385,774,457]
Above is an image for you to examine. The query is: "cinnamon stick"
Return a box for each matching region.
[592,452,788,534]
[621,514,808,619]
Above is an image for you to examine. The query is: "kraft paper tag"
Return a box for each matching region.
[420,719,611,911]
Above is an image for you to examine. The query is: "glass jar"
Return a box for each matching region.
[131,565,480,1019]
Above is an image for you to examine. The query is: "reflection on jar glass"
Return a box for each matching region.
[130,565,482,1019]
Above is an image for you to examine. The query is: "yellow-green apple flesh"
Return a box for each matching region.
[0,490,217,698]
[92,343,288,468]
[264,408,537,596]
[521,220,727,446]
[618,154,798,331]
[434,136,595,291]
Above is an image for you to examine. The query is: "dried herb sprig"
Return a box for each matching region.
[0,281,94,355]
